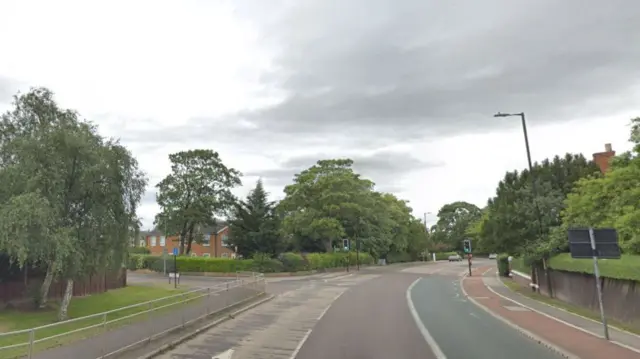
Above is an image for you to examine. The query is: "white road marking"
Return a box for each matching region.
[212,348,234,359]
[407,278,447,359]
[470,312,479,319]
[289,329,312,359]
[316,292,344,320]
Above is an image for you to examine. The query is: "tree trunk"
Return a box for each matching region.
[179,221,189,255]
[39,262,56,309]
[57,278,74,321]
[185,223,196,254]
[323,239,332,253]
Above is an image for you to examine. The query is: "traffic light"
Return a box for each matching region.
[463,239,472,254]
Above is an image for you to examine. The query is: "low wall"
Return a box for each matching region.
[513,267,640,326]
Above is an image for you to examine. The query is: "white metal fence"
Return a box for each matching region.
[0,272,266,359]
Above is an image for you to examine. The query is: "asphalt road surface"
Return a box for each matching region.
[147,260,565,359]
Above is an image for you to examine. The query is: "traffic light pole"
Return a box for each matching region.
[463,239,472,276]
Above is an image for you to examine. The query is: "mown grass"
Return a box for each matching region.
[0,284,192,359]
[548,253,640,281]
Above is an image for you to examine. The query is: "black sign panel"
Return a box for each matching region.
[568,228,621,259]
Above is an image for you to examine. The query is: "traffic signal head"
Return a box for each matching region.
[463,239,472,253]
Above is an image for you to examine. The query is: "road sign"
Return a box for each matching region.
[172,247,179,256]
[568,228,620,259]
[567,227,619,341]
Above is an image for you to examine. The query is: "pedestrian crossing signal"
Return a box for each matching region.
[463,239,472,254]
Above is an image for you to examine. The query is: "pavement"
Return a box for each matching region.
[461,265,640,359]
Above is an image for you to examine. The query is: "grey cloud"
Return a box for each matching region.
[226,0,640,144]
[116,0,640,151]
[246,150,443,192]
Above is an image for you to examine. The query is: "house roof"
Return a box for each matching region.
[144,221,228,236]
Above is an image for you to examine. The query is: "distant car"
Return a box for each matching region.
[448,254,462,262]
[489,253,498,259]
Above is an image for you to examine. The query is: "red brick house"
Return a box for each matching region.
[593,143,616,173]
[142,223,236,258]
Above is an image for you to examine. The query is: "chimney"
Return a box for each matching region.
[593,143,615,173]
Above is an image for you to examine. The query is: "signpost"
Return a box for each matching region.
[568,227,621,340]
[463,239,472,276]
[171,247,179,288]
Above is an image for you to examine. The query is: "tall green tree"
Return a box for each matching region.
[155,149,241,254]
[473,152,600,258]
[554,117,640,254]
[0,88,147,319]
[279,159,375,253]
[432,201,481,251]
[227,179,283,257]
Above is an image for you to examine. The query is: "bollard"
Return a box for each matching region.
[27,329,35,359]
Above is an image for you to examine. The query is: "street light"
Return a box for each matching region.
[494,111,545,290]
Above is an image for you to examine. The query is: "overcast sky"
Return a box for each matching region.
[1,0,638,229]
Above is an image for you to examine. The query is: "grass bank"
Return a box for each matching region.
[548,253,640,282]
[0,285,189,358]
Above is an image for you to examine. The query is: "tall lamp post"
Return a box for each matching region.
[494,112,546,293]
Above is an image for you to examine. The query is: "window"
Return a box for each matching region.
[150,236,157,247]
[221,253,229,258]
[191,253,198,257]
[222,234,230,247]
[202,234,210,247]
[139,240,145,247]
[203,253,211,257]
[160,236,166,246]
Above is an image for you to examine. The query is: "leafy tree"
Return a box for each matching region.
[472,152,600,258]
[556,117,640,254]
[0,88,147,319]
[155,150,241,254]
[432,201,481,251]
[279,159,374,253]
[228,179,284,257]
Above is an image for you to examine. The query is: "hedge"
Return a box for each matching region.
[548,253,640,282]
[127,251,375,274]
[496,253,510,277]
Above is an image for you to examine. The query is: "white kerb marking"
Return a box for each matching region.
[212,348,234,359]
[289,329,312,359]
[407,278,447,359]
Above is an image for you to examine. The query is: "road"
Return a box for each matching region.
[149,260,566,359]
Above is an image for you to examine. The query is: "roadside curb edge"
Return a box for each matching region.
[460,272,580,359]
[135,293,276,359]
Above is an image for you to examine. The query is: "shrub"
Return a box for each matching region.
[497,254,510,277]
[386,251,412,264]
[279,252,309,272]
[129,247,151,255]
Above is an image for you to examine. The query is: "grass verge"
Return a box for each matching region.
[502,279,640,335]
[0,284,194,359]
[548,253,640,282]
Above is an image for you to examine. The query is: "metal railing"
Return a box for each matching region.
[0,272,266,359]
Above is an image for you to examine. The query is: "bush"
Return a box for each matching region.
[497,254,510,277]
[129,247,151,255]
[386,251,412,264]
[127,254,147,270]
[279,252,309,272]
